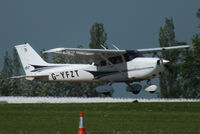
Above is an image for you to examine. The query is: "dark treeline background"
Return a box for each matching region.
[158,8,200,98]
[0,9,200,98]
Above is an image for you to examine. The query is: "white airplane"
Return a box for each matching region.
[14,43,189,95]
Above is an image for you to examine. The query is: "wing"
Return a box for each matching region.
[43,45,190,63]
[43,45,190,55]
[43,48,126,55]
[137,45,190,54]
[43,48,127,64]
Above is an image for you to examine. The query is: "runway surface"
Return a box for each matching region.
[0,96,199,103]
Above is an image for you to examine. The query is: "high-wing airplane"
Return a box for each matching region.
[14,43,189,95]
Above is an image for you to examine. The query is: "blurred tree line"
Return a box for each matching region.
[1,8,200,98]
[159,8,200,98]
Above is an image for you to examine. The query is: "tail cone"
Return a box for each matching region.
[78,112,86,134]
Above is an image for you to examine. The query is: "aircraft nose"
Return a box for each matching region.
[156,59,170,65]
[162,59,170,64]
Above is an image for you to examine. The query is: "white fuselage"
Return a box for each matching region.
[29,57,165,82]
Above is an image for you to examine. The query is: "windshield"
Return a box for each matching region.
[123,50,143,62]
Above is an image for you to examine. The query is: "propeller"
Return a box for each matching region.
[157,58,173,73]
[153,52,173,73]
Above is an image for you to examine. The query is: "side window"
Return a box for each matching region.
[100,60,106,66]
[108,56,123,64]
[115,56,123,64]
[108,57,115,64]
[99,56,123,66]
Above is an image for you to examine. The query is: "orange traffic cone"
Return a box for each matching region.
[78,112,86,134]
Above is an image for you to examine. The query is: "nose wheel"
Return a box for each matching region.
[144,80,157,93]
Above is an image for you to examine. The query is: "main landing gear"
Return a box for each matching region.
[126,80,158,94]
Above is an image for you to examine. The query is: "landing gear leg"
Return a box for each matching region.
[125,82,142,94]
[147,80,152,85]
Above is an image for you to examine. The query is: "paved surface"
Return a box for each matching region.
[0,97,200,103]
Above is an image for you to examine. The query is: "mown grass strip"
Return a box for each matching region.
[0,102,200,134]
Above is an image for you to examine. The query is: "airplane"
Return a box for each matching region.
[13,43,190,95]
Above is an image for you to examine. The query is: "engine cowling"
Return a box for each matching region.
[126,84,142,94]
[96,84,113,93]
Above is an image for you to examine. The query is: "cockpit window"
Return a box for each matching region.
[124,50,143,62]
[99,51,141,66]
[100,60,106,66]
[108,56,123,64]
[99,56,123,66]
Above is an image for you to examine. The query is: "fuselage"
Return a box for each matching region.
[29,57,165,82]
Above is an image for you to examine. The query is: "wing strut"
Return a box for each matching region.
[112,44,120,50]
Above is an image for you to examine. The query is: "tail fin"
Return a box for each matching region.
[15,43,49,75]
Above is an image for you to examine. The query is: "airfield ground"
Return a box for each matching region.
[0,102,200,134]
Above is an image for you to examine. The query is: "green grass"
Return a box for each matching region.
[0,102,200,134]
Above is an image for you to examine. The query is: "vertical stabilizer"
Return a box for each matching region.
[15,43,49,75]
